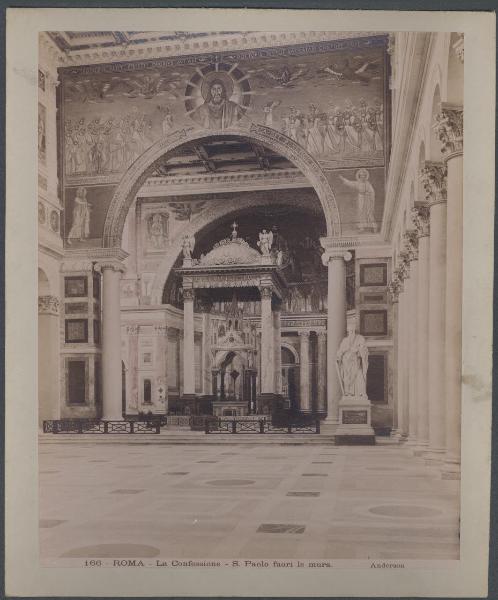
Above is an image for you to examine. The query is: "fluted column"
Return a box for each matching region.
[317,331,327,414]
[259,286,274,395]
[421,162,448,461]
[436,105,463,478]
[320,247,347,425]
[412,206,431,451]
[404,230,419,444]
[299,331,311,412]
[182,287,195,396]
[98,260,125,420]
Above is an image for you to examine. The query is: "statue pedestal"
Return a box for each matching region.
[335,395,375,445]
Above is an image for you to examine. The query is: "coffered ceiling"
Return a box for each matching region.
[150,136,295,178]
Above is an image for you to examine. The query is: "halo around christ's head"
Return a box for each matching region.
[200,71,235,102]
[184,62,252,122]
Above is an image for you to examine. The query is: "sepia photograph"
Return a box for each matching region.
[5,7,494,598]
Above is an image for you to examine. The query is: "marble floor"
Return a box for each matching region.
[39,441,460,563]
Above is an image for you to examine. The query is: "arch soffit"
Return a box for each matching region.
[103,127,341,249]
[150,193,323,303]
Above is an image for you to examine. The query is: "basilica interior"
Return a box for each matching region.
[38,30,463,477]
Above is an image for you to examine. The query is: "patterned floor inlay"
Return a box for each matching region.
[40,519,66,528]
[110,489,145,495]
[257,524,306,534]
[257,456,287,459]
[61,543,160,558]
[206,479,256,486]
[366,467,403,471]
[286,491,320,497]
[368,505,443,518]
[56,455,82,459]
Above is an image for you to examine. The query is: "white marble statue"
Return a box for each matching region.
[182,234,195,260]
[257,229,273,256]
[336,319,369,397]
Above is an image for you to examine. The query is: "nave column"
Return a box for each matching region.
[274,305,282,396]
[412,205,431,452]
[182,286,196,398]
[388,276,401,439]
[436,105,464,479]
[96,258,126,420]
[402,230,419,445]
[317,331,327,415]
[259,285,275,398]
[421,161,448,462]
[298,331,311,413]
[394,260,409,441]
[320,243,348,427]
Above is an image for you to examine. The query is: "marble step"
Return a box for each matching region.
[39,433,336,446]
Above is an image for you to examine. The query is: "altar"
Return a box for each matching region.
[176,223,288,415]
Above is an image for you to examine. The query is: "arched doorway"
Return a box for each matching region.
[281,345,299,411]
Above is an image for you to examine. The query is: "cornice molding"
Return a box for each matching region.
[381,32,431,240]
[52,32,387,71]
[138,168,309,197]
[65,247,130,262]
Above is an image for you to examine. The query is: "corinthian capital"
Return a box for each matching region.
[182,287,195,301]
[411,205,430,238]
[321,249,352,267]
[388,278,402,302]
[434,105,463,157]
[420,162,447,206]
[403,229,419,260]
[258,285,273,300]
[94,259,126,274]
[38,295,60,315]
[452,33,464,63]
[397,254,410,280]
